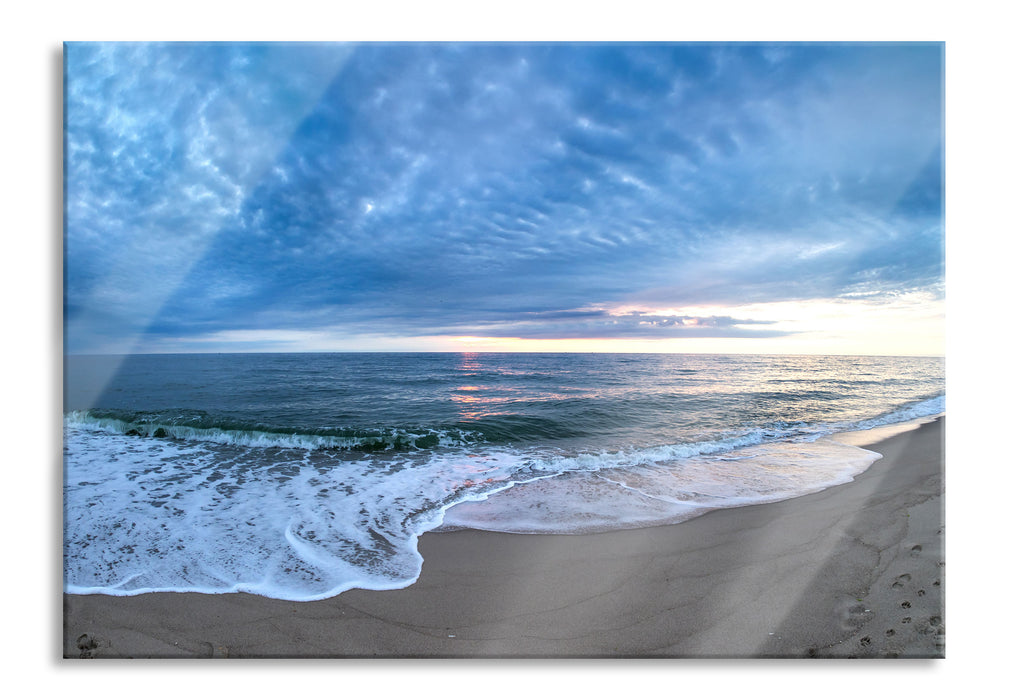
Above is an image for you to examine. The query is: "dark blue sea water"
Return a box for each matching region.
[64,352,944,601]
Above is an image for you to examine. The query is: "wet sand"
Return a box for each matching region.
[63,417,944,658]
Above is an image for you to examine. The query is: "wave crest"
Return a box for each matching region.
[63,409,479,452]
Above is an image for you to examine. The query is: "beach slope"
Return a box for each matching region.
[63,417,944,658]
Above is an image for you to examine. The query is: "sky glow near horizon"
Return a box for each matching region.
[64,42,944,356]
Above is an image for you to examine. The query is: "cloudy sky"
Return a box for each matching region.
[64,42,943,355]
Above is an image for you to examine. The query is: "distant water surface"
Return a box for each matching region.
[64,352,944,600]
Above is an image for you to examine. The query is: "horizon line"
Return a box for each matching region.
[63,349,946,359]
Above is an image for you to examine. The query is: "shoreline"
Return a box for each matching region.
[63,416,944,658]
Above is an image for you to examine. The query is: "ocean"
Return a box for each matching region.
[63,352,944,601]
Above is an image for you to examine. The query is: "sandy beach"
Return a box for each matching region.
[63,416,944,659]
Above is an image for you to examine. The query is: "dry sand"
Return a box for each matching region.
[63,417,944,659]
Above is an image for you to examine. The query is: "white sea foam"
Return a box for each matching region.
[852,395,945,430]
[440,398,945,535]
[440,436,882,534]
[63,395,944,600]
[63,423,528,600]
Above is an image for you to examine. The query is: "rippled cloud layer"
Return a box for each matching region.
[64,42,943,353]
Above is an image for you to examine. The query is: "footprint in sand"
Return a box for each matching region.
[892,573,912,589]
[901,617,912,624]
[886,629,896,637]
[901,601,912,609]
[917,589,926,597]
[910,544,922,555]
[76,633,98,659]
[860,636,872,647]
